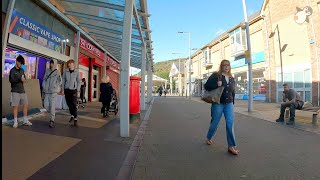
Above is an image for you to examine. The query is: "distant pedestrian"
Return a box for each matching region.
[9,55,32,128]
[204,59,239,155]
[275,83,304,125]
[62,59,81,126]
[42,60,62,128]
[80,78,87,103]
[99,76,113,117]
[164,89,167,97]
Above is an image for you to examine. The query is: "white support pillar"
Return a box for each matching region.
[74,31,80,67]
[2,0,16,77]
[119,0,133,138]
[147,60,153,102]
[140,46,146,111]
[103,52,107,77]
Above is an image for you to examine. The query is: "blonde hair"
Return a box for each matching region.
[102,76,110,83]
[218,59,232,77]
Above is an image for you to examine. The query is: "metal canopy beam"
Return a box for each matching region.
[89,32,121,42]
[37,0,119,62]
[79,22,122,35]
[60,0,150,17]
[98,38,143,47]
[133,1,145,48]
[64,11,150,31]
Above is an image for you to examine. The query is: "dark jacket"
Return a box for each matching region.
[204,72,235,104]
[9,67,25,93]
[100,82,113,103]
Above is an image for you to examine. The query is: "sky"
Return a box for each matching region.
[130,0,264,74]
[148,0,265,63]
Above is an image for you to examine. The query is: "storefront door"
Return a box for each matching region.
[92,69,99,101]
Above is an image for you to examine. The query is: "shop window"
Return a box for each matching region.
[305,91,311,102]
[294,71,304,88]
[234,72,247,94]
[4,49,36,79]
[304,69,311,88]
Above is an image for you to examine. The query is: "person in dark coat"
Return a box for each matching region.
[80,78,86,103]
[100,76,113,117]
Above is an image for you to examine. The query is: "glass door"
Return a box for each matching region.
[92,69,99,101]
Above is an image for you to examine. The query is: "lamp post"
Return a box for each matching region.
[178,31,191,99]
[241,0,253,112]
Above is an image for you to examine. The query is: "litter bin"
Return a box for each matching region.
[129,76,141,114]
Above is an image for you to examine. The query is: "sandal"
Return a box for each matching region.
[228,147,239,155]
[206,140,213,145]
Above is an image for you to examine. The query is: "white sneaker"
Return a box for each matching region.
[13,120,18,128]
[23,120,32,126]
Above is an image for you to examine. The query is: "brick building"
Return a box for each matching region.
[184,0,320,106]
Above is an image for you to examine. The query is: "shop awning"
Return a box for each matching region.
[46,0,154,70]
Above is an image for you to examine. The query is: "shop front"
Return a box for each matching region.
[2,8,72,116]
[77,36,105,102]
[106,55,120,93]
[231,51,267,101]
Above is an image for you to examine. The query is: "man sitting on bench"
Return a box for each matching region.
[276,83,304,125]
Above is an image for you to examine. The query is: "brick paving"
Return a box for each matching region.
[132,97,320,180]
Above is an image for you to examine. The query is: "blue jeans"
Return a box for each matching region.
[206,103,236,147]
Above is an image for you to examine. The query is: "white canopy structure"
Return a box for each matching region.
[145,74,168,89]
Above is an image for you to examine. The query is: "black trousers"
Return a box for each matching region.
[280,101,304,121]
[65,89,78,118]
[101,101,111,114]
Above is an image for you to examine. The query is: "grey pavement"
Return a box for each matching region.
[132,97,320,180]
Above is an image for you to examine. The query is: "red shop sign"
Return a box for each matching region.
[106,56,120,70]
[75,35,103,58]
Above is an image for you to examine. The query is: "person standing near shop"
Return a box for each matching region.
[99,76,113,117]
[42,60,62,128]
[80,78,87,103]
[204,59,239,155]
[62,59,81,126]
[9,55,32,128]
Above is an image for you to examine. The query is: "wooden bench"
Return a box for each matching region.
[285,107,320,126]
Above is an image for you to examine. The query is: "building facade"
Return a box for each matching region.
[184,0,320,106]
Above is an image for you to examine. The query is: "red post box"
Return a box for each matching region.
[129,76,141,114]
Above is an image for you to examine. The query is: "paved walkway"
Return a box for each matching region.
[2,102,149,180]
[132,97,320,180]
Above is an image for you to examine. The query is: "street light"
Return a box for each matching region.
[241,0,253,112]
[178,31,191,99]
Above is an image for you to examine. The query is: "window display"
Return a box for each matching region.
[4,48,36,79]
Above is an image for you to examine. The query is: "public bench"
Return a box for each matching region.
[285,103,320,126]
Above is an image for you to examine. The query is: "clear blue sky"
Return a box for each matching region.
[148,0,264,63]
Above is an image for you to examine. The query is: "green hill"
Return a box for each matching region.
[136,58,181,81]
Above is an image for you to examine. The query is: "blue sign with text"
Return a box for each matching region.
[9,9,63,53]
[230,51,265,69]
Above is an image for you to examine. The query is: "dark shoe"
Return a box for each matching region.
[73,120,78,127]
[49,120,55,128]
[276,118,284,123]
[286,121,294,125]
[69,116,74,123]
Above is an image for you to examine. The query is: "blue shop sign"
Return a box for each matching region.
[230,51,265,69]
[9,9,63,53]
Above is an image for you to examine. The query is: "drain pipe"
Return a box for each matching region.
[306,0,320,106]
[261,14,272,102]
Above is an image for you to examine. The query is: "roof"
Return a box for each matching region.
[46,0,153,70]
[174,61,184,72]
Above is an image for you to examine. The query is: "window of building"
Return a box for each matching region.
[229,27,247,57]
[277,69,312,102]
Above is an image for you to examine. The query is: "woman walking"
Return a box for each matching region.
[100,76,113,117]
[204,59,239,155]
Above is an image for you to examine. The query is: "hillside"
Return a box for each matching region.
[136,58,181,81]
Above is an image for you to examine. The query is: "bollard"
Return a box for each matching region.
[312,114,318,126]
